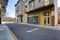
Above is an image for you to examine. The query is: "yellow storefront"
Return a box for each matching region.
[27,5,54,26]
[39,10,53,26]
[27,10,53,26]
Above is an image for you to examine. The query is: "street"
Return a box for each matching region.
[5,23,60,40]
[0,0,60,40]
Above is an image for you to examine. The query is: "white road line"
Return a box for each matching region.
[0,29,4,31]
[26,28,39,33]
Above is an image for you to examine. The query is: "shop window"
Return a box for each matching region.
[28,16,39,24]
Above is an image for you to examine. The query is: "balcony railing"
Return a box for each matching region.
[25,0,54,12]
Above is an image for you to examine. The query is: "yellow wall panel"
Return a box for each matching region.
[39,10,52,26]
[50,10,53,25]
[39,11,44,25]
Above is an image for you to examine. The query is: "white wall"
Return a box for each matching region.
[54,0,58,26]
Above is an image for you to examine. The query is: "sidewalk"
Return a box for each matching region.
[0,24,17,40]
[19,23,60,31]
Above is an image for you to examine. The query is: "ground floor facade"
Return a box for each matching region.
[16,5,58,26]
[17,15,23,23]
[27,5,56,26]
[16,14,27,23]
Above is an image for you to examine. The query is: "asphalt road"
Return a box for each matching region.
[6,23,60,40]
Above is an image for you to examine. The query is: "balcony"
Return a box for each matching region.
[25,0,54,12]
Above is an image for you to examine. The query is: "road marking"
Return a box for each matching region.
[26,28,39,33]
[0,29,4,31]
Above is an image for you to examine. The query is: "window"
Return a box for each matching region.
[16,3,20,10]
[43,11,49,16]
[24,0,29,3]
[39,0,43,2]
[44,0,49,6]
[29,3,32,8]
[45,0,49,2]
[39,0,41,2]
[32,2,34,8]
[16,1,22,10]
[28,16,39,24]
[16,10,18,12]
[29,2,34,10]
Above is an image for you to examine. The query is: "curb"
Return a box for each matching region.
[19,23,60,31]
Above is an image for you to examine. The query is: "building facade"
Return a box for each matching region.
[25,0,58,26]
[15,0,27,23]
[15,0,58,26]
[0,0,8,24]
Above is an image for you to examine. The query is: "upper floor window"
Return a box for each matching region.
[16,1,22,10]
[39,0,43,2]
[45,0,49,2]
[29,2,35,10]
[16,2,21,10]
[39,0,41,2]
[24,0,29,3]
[44,0,49,6]
[16,10,18,12]
[29,3,32,8]
[29,2,34,9]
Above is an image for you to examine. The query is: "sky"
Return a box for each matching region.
[58,0,60,7]
[6,0,60,18]
[6,0,18,18]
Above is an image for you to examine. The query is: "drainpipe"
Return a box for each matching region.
[0,4,2,24]
[0,10,1,24]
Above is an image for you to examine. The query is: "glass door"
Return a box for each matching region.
[43,11,50,25]
[44,16,49,25]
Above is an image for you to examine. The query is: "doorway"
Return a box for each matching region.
[44,16,49,25]
[43,11,50,25]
